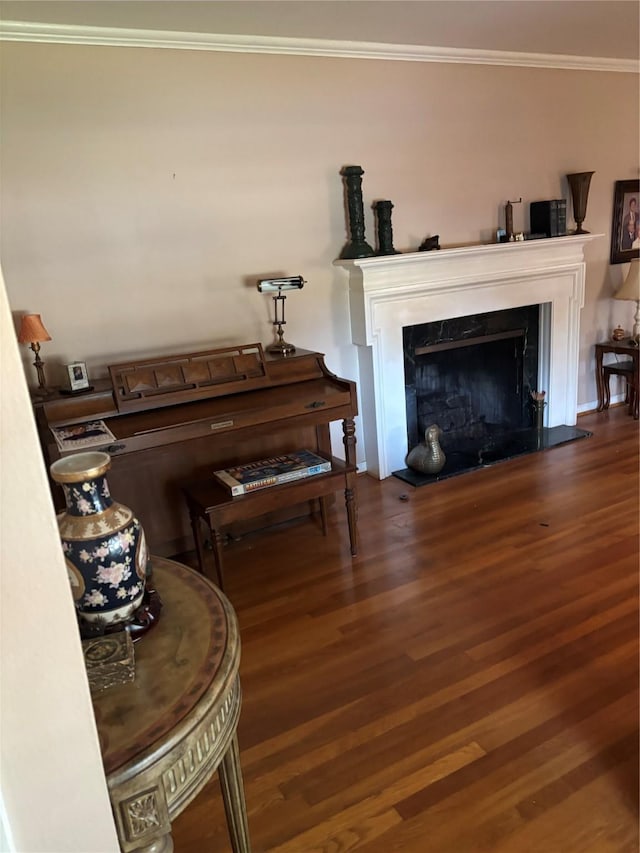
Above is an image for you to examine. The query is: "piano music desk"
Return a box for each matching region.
[183,455,358,589]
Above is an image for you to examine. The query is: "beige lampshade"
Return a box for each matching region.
[615,259,640,302]
[17,313,51,344]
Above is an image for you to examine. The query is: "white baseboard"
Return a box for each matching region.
[577,394,627,415]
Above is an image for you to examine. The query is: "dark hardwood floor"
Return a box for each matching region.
[172,407,639,853]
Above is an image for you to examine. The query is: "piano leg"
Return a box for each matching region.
[342,417,358,556]
[344,485,358,556]
[189,506,207,576]
[211,529,227,591]
[319,497,328,536]
[187,499,225,590]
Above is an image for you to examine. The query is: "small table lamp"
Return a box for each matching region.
[256,276,305,355]
[18,313,52,394]
[615,259,640,344]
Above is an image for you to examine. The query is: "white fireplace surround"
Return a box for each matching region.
[336,234,600,479]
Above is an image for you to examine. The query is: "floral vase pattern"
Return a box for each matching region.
[50,451,148,627]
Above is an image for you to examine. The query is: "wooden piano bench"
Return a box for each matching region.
[182,457,358,589]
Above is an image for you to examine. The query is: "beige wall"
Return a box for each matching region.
[0,36,637,850]
[0,269,119,851]
[1,43,638,459]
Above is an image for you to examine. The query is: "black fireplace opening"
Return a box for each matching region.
[395,305,591,486]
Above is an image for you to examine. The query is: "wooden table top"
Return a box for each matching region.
[91,557,239,776]
[596,340,639,354]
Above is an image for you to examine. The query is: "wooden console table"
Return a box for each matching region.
[595,340,639,419]
[90,556,251,852]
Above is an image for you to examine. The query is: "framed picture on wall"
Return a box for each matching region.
[610,179,640,264]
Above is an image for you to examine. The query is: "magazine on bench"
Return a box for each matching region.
[213,449,332,496]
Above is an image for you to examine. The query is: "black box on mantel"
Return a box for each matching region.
[530,200,567,237]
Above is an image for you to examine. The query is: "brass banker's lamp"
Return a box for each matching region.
[18,313,52,394]
[257,276,305,355]
[615,259,640,344]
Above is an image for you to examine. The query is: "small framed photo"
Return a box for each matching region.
[610,179,640,265]
[66,361,90,392]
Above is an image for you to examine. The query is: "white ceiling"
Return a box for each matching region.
[1,1,638,61]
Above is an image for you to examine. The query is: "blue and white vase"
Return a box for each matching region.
[50,451,148,627]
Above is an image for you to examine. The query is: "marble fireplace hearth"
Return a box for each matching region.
[336,234,600,479]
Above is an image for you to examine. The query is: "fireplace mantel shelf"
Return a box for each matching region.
[335,233,603,478]
[336,233,601,260]
[335,233,603,285]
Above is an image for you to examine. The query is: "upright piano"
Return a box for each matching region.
[36,343,358,556]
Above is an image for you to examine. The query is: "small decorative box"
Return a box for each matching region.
[82,631,135,693]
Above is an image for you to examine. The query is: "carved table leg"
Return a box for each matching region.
[114,784,173,853]
[131,834,174,853]
[218,734,252,853]
[595,346,605,411]
[603,370,612,410]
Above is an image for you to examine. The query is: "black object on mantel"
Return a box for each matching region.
[530,200,567,237]
[339,165,375,259]
[373,200,400,256]
[419,235,440,251]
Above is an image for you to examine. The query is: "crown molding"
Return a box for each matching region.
[1,21,638,73]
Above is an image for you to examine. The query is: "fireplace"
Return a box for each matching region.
[336,234,599,478]
[404,304,539,453]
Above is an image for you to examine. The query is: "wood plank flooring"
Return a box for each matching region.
[171,407,639,853]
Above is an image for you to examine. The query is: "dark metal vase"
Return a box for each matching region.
[531,400,547,430]
[339,165,374,259]
[567,171,594,234]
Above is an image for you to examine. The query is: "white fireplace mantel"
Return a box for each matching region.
[336,234,601,479]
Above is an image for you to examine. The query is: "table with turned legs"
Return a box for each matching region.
[91,556,251,852]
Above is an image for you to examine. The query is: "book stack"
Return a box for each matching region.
[213,449,332,496]
[530,200,567,238]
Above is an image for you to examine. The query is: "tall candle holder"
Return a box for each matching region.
[373,200,400,256]
[339,165,374,260]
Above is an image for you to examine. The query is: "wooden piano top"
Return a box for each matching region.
[37,345,358,458]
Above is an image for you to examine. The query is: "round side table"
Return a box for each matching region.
[91,556,251,852]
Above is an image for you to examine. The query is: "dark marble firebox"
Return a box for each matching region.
[396,305,591,485]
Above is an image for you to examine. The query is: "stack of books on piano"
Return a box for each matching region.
[213,449,332,496]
